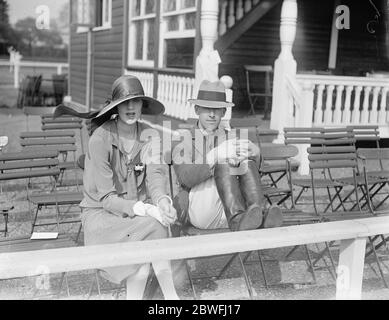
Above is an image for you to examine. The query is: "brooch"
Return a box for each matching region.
[134,163,145,173]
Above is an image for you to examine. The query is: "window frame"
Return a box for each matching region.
[127,0,198,70]
[159,0,197,69]
[93,0,113,31]
[75,0,112,33]
[128,0,158,68]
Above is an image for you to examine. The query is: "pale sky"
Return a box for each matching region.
[8,0,67,25]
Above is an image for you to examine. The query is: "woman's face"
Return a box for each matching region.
[117,98,143,125]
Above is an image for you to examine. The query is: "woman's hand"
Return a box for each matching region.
[158,198,177,225]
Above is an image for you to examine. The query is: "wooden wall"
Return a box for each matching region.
[69,0,125,108]
[220,0,389,113]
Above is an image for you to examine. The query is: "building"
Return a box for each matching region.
[68,0,389,138]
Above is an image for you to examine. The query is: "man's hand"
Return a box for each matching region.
[158,198,177,225]
[236,139,260,159]
[207,139,239,166]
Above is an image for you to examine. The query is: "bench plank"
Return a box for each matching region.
[20,131,76,138]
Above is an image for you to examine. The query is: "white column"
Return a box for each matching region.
[296,81,315,175]
[336,238,367,300]
[220,75,233,128]
[270,0,298,142]
[194,0,221,95]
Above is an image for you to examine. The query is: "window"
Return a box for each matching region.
[75,0,112,32]
[129,0,157,67]
[94,0,112,29]
[128,0,197,69]
[160,0,197,69]
[76,0,90,32]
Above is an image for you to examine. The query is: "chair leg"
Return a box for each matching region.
[3,213,8,237]
[323,242,337,281]
[368,236,388,288]
[75,223,82,243]
[256,250,269,289]
[304,244,317,284]
[237,253,254,299]
[30,205,41,234]
[285,245,300,260]
[216,253,239,279]
[185,259,197,300]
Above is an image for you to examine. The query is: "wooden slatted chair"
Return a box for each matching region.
[0,150,83,236]
[20,132,80,186]
[41,115,85,154]
[308,145,389,287]
[257,144,335,285]
[330,126,388,212]
[284,127,357,211]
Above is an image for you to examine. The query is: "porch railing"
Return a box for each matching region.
[157,73,196,120]
[295,74,389,136]
[283,73,389,175]
[219,0,261,35]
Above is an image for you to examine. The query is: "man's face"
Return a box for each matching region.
[195,106,226,132]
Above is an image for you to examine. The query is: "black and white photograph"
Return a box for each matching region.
[0,0,389,305]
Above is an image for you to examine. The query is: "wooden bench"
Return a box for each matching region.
[0,151,83,235]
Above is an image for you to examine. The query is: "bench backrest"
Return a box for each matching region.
[0,150,60,181]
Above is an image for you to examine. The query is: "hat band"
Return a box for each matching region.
[112,92,144,100]
[197,90,226,102]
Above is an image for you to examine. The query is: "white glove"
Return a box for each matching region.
[133,201,147,216]
[144,204,170,227]
[132,201,169,227]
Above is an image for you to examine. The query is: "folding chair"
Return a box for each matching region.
[0,234,77,298]
[41,116,85,154]
[256,144,334,285]
[0,150,83,236]
[355,148,389,211]
[259,144,299,207]
[259,142,299,191]
[284,127,356,211]
[20,132,80,187]
[307,145,389,287]
[244,65,273,119]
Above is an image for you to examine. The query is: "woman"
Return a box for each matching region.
[56,75,179,300]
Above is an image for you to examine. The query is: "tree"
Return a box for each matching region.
[0,0,21,54]
[0,0,9,23]
[14,17,64,55]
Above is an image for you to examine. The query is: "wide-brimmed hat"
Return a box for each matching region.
[53,75,165,129]
[95,75,165,121]
[188,80,235,108]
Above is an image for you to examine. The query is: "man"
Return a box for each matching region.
[172,80,283,232]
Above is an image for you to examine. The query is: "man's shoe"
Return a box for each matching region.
[263,205,283,228]
[237,203,263,231]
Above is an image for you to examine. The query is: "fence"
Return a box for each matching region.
[1,216,389,299]
[0,60,69,89]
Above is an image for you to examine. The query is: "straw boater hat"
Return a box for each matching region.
[188,80,235,108]
[54,75,165,127]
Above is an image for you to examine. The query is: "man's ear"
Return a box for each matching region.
[194,105,200,115]
[222,108,227,117]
